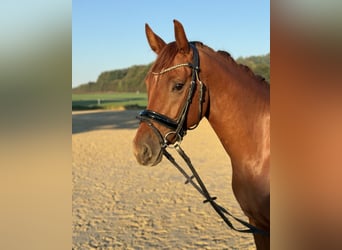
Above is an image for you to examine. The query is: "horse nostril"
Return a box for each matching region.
[141,144,152,164]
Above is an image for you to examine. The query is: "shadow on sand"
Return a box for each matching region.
[72,110,141,134]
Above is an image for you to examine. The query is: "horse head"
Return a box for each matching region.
[133,20,209,166]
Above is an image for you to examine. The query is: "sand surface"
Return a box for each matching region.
[72,110,255,249]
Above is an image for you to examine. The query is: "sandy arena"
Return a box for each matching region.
[72,109,255,249]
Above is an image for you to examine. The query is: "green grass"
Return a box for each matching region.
[72,92,147,110]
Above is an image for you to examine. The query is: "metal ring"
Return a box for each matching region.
[164,131,182,148]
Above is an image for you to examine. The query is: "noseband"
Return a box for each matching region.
[137,42,204,147]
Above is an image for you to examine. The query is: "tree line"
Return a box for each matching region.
[72,53,269,93]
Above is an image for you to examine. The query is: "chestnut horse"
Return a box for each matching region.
[133,20,270,250]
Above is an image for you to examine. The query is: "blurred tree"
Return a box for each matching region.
[72,54,269,93]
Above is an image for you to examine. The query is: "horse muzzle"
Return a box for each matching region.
[133,123,163,166]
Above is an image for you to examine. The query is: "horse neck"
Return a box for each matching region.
[202,51,270,169]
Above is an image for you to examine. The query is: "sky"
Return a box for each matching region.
[72,0,269,87]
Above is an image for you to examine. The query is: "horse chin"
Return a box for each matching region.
[149,149,163,166]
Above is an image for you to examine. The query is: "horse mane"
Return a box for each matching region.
[216,49,269,85]
[150,41,269,87]
[192,42,269,87]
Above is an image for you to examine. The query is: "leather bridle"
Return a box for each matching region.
[137,42,204,147]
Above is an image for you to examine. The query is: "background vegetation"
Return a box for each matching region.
[72,92,147,110]
[72,53,269,94]
[236,53,270,82]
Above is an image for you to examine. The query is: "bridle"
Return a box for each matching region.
[136,42,269,236]
[137,42,204,147]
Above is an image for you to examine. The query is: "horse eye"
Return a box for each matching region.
[172,83,185,92]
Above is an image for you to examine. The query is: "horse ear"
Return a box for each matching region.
[173,19,189,54]
[145,23,166,54]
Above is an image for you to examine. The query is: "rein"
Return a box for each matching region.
[137,42,269,236]
[164,144,269,235]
